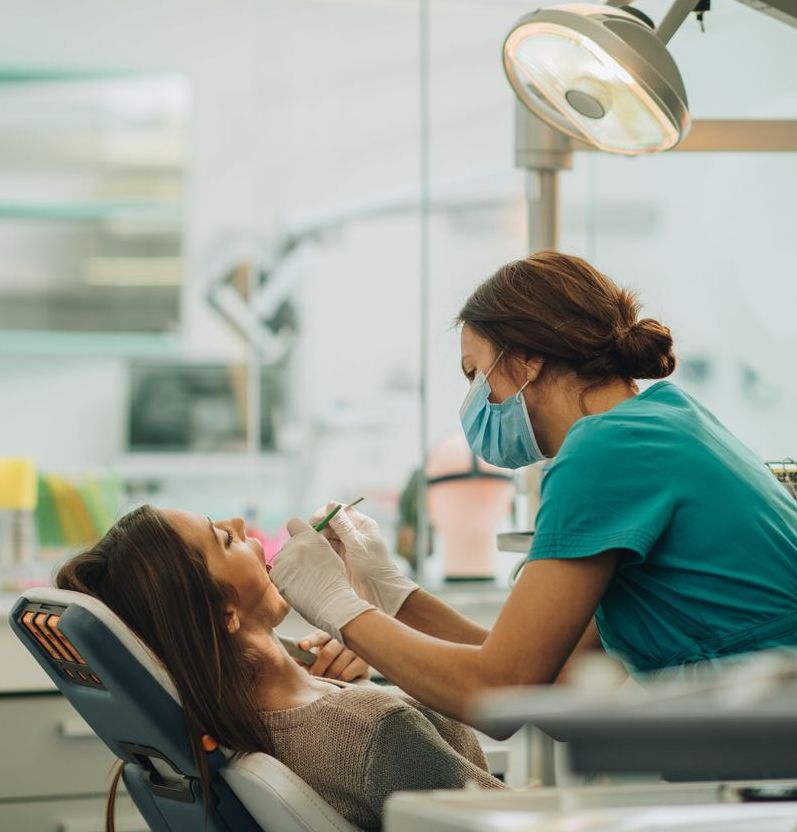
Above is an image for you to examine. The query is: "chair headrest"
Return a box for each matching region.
[11,586,214,778]
[17,586,180,698]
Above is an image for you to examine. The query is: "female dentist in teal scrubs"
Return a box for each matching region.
[271,250,797,728]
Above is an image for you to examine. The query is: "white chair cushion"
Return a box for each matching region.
[223,754,358,832]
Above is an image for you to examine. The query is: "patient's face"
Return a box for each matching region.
[162,509,290,628]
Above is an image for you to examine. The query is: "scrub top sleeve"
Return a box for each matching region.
[529,417,674,565]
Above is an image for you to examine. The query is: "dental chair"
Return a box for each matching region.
[10,587,358,832]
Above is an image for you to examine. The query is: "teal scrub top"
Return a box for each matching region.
[528,381,797,674]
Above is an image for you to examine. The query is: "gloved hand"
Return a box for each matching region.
[315,503,419,617]
[270,518,374,643]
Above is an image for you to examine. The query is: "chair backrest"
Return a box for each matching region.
[11,587,358,832]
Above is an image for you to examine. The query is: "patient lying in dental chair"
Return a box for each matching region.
[56,505,504,831]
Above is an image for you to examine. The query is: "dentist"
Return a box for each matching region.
[272,250,797,728]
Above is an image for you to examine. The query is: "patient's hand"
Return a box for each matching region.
[297,629,371,682]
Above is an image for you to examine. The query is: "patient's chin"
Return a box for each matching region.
[271,589,291,623]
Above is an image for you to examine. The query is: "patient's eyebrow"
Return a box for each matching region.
[207,516,219,547]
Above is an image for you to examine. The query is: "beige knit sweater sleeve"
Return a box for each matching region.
[362,702,504,819]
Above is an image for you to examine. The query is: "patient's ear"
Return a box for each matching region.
[224,606,241,634]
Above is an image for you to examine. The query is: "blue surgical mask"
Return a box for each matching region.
[459,350,547,469]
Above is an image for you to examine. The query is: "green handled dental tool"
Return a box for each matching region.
[313,496,364,532]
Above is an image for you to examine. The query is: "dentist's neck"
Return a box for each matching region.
[532,375,637,456]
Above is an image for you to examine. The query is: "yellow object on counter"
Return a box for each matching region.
[0,458,37,510]
[36,473,120,549]
[47,475,96,546]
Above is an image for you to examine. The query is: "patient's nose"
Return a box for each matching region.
[220,516,247,538]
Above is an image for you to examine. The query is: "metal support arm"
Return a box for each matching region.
[656,0,701,44]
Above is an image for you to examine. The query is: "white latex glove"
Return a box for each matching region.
[320,504,419,617]
[270,518,374,644]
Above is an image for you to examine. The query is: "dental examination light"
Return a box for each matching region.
[503,2,697,155]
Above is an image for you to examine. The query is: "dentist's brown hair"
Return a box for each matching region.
[457,250,676,384]
[55,504,274,832]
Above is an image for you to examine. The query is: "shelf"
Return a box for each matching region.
[0,201,181,223]
[0,67,136,84]
[0,331,179,358]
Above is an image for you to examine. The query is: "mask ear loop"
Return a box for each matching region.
[484,348,506,380]
[516,372,549,460]
[487,350,535,395]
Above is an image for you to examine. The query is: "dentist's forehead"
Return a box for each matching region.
[461,326,499,363]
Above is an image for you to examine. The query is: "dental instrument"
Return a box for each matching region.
[279,635,319,666]
[313,497,364,532]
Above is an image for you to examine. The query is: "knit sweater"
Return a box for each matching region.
[258,680,505,830]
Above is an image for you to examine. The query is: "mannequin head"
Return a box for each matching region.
[425,432,514,579]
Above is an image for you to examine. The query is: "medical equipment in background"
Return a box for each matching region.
[504,1,797,156]
[507,0,797,317]
[504,3,691,155]
[497,460,547,587]
[472,649,797,781]
[766,459,797,500]
[507,0,797,283]
[509,2,797,289]
[204,237,299,364]
[11,587,356,832]
[425,432,514,581]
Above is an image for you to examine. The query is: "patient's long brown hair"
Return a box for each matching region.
[55,504,275,831]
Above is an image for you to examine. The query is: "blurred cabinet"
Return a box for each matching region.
[0,692,147,831]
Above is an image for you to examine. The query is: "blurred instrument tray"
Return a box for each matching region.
[496,531,534,553]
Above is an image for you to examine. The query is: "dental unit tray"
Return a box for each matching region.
[470,650,797,782]
[10,588,357,832]
[496,531,535,554]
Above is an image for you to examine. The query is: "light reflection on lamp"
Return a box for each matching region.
[503,3,691,155]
